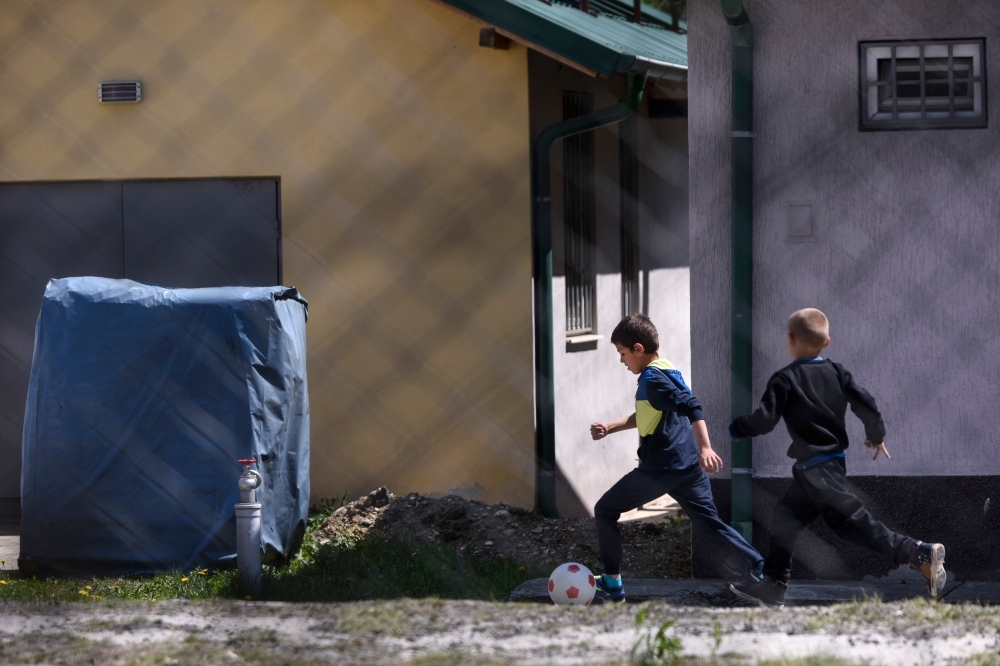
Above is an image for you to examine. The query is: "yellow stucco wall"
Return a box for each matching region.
[0,0,536,506]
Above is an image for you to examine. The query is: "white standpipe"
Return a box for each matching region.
[236,458,263,598]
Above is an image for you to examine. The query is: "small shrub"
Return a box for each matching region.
[630,608,683,665]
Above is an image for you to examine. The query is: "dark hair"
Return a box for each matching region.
[610,314,659,354]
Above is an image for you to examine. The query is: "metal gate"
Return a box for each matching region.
[0,178,281,501]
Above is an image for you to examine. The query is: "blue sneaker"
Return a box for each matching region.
[594,574,626,603]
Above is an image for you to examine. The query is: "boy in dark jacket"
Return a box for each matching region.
[729,308,946,606]
[590,314,764,602]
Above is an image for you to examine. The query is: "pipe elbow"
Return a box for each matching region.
[624,69,648,110]
[719,0,748,26]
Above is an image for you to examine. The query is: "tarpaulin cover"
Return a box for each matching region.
[19,277,310,574]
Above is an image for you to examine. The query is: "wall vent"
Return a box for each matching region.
[99,81,141,103]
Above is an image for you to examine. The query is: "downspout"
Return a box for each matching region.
[720,0,754,542]
[532,69,648,518]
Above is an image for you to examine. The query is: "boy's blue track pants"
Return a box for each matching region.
[594,465,764,577]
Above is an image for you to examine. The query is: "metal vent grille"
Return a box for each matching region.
[99,81,141,103]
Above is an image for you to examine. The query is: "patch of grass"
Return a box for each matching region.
[0,633,115,666]
[333,606,413,636]
[0,566,238,603]
[755,658,867,666]
[260,528,539,602]
[806,597,1000,634]
[127,637,238,666]
[0,504,539,603]
[957,655,1000,666]
[408,653,515,666]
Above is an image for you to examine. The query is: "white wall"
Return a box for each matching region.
[530,53,692,515]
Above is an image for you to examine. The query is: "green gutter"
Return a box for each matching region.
[720,0,754,543]
[532,70,648,518]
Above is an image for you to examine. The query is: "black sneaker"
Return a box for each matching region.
[909,541,946,598]
[729,576,787,607]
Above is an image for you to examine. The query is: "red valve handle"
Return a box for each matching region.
[238,458,257,465]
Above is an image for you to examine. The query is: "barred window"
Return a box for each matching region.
[563,91,596,336]
[619,113,640,318]
[860,39,987,130]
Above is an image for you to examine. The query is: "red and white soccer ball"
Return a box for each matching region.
[547,562,597,606]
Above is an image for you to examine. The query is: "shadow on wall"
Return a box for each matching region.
[556,463,592,518]
[527,51,690,283]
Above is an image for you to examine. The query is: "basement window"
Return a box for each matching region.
[859,39,987,130]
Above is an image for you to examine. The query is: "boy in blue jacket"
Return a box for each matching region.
[589,314,764,602]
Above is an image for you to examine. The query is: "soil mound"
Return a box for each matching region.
[313,487,691,578]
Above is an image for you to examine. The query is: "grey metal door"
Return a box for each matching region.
[1,178,281,501]
[123,179,280,288]
[0,182,124,499]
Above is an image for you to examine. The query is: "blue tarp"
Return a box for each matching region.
[19,277,310,574]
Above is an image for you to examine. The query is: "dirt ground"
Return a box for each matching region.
[313,488,692,579]
[1,597,999,665]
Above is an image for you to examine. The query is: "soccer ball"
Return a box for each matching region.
[547,562,596,606]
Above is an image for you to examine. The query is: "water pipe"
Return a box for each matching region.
[719,0,755,543]
[531,69,647,518]
[236,458,263,598]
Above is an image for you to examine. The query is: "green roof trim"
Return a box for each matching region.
[442,0,687,77]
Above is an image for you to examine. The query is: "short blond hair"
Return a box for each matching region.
[787,308,829,349]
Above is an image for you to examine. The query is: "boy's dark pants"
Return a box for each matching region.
[595,465,763,577]
[763,458,916,583]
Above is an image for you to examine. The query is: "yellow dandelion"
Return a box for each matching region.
[85,585,92,590]
[78,590,88,596]
[0,580,7,585]
[198,570,207,576]
[181,577,189,582]
[519,566,526,571]
[411,552,417,557]
[245,595,252,600]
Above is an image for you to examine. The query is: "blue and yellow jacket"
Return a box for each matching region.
[635,359,703,470]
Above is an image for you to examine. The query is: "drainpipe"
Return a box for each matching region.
[720,0,754,543]
[532,69,648,518]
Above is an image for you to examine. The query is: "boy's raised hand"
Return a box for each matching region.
[590,423,609,441]
[699,448,723,475]
[864,439,891,461]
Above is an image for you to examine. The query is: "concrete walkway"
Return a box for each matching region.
[510,576,1000,605]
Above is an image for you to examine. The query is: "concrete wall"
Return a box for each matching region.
[690,0,1000,579]
[689,0,1000,479]
[0,0,535,506]
[528,53,691,516]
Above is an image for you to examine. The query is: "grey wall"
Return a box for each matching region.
[690,0,1000,479]
[528,52,692,516]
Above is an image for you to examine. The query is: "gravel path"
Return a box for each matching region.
[1,597,998,664]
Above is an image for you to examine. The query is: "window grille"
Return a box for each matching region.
[563,91,596,336]
[619,113,640,318]
[860,39,987,130]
